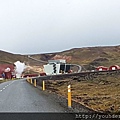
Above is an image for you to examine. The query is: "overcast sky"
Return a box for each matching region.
[0,0,120,54]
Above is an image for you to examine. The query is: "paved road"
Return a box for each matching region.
[0,79,67,112]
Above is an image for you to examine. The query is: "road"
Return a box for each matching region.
[0,79,67,112]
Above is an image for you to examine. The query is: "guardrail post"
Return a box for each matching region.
[26,76,29,82]
[42,80,45,91]
[27,76,30,82]
[34,79,36,87]
[30,78,32,84]
[68,85,71,108]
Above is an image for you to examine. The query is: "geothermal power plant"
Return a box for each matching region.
[0,61,26,79]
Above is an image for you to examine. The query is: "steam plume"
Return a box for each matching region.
[14,61,26,78]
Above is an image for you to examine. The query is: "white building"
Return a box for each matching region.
[43,59,71,75]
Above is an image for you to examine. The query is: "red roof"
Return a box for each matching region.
[96,66,108,71]
[109,65,120,70]
[0,64,14,73]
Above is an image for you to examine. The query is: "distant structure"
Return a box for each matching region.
[0,61,26,79]
[0,64,15,79]
[109,65,120,71]
[96,66,108,71]
[43,59,70,75]
[48,59,66,64]
[43,59,81,75]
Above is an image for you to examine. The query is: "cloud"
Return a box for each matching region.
[0,0,120,54]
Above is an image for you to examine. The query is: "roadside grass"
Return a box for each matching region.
[0,79,8,84]
[0,78,20,84]
[46,75,120,113]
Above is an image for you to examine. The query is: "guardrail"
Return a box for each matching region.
[26,76,72,108]
[26,69,120,112]
[26,69,120,81]
[26,76,95,112]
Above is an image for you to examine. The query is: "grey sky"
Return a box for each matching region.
[0,0,120,54]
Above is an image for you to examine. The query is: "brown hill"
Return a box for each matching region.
[29,45,120,70]
[0,46,120,113]
[0,45,120,73]
[0,50,27,64]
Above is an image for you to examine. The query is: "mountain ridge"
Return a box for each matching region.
[0,45,120,72]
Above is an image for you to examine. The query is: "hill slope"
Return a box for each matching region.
[29,45,120,71]
[1,45,120,113]
[0,45,120,73]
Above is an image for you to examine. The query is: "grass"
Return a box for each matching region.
[45,74,120,113]
[0,78,19,84]
[0,79,7,84]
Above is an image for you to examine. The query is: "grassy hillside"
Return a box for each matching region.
[30,45,120,71]
[0,50,27,64]
[46,74,120,113]
[0,45,120,72]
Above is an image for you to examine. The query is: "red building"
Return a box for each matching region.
[0,64,15,79]
[109,65,120,71]
[96,66,109,71]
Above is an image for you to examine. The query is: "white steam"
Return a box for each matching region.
[4,67,11,72]
[14,61,26,78]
